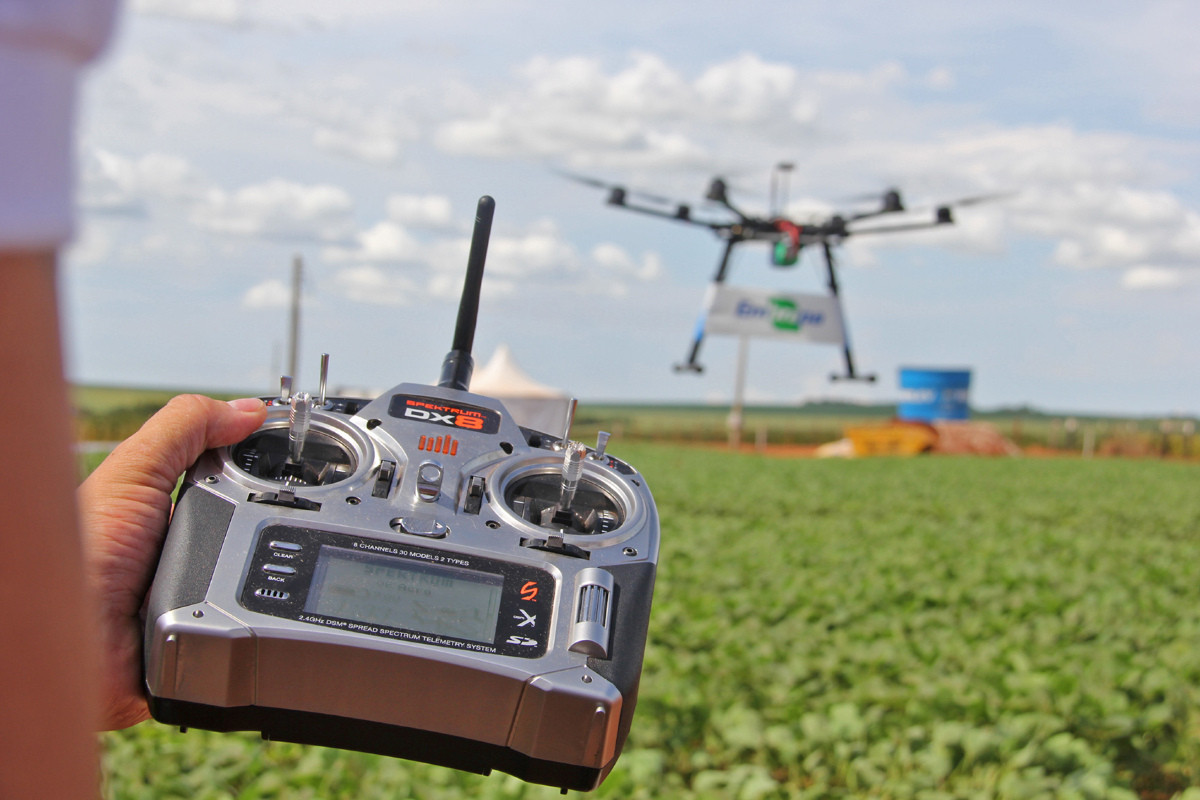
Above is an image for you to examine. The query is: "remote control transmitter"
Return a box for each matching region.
[143,197,659,792]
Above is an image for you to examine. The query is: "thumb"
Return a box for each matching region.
[95,394,267,495]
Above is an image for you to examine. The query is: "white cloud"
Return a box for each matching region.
[62,1,1200,413]
[320,213,666,307]
[242,278,293,309]
[604,53,692,118]
[438,103,673,162]
[191,179,356,242]
[429,47,1200,290]
[439,45,1200,291]
[591,243,664,284]
[86,40,1200,298]
[130,0,243,25]
[1024,183,1200,272]
[486,225,581,278]
[438,53,822,165]
[924,67,955,91]
[312,127,401,165]
[469,226,667,299]
[386,195,455,230]
[694,53,807,124]
[812,60,908,94]
[1071,1,1200,128]
[520,56,612,110]
[1121,266,1187,290]
[293,76,423,166]
[80,150,366,247]
[329,265,419,307]
[324,220,424,265]
[95,48,285,138]
[64,223,112,268]
[808,125,1200,279]
[80,149,208,213]
[120,230,197,263]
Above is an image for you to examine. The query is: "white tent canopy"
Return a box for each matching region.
[470,344,571,435]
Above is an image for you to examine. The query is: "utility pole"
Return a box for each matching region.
[727,336,749,449]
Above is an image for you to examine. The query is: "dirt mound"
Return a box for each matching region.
[812,420,1021,457]
[931,421,1021,455]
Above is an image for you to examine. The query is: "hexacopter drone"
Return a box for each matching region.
[566,163,1003,381]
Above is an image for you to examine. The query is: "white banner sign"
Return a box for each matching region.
[703,285,846,345]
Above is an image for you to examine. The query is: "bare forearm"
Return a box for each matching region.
[0,250,100,798]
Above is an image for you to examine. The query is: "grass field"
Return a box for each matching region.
[95,444,1200,799]
[72,384,1197,457]
[73,386,246,442]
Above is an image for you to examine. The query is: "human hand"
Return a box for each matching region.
[78,394,267,730]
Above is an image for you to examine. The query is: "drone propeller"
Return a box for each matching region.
[555,170,680,206]
[849,188,1012,212]
[703,176,758,223]
[941,190,1015,208]
[827,187,908,224]
[902,191,1015,225]
[841,188,1014,230]
[839,187,904,207]
[559,169,752,228]
[557,171,609,190]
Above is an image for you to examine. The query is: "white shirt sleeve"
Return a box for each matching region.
[0,0,120,249]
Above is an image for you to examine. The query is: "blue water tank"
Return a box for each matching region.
[897,368,972,422]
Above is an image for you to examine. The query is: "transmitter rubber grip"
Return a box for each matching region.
[146,483,236,624]
[587,561,657,760]
[148,698,604,792]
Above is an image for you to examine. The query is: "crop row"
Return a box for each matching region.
[101,448,1200,799]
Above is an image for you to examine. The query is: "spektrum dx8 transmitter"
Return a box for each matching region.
[142,197,659,792]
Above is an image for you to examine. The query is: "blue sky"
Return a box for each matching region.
[64,1,1200,416]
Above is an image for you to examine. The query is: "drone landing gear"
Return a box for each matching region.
[674,335,706,374]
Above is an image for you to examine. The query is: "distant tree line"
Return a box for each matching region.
[75,403,166,442]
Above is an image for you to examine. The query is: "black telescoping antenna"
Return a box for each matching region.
[438,195,495,390]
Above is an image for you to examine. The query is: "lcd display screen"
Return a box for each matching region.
[305,545,504,643]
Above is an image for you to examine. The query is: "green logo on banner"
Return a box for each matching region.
[769,297,801,331]
[732,295,827,334]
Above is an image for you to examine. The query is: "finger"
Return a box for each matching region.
[97,395,267,495]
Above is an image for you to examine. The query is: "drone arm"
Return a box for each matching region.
[606,194,728,232]
[842,217,952,237]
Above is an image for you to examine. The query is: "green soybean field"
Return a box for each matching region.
[100,446,1200,799]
